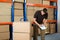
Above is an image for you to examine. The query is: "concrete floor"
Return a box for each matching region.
[32,33,60,40]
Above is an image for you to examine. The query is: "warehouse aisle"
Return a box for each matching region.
[32,33,60,40]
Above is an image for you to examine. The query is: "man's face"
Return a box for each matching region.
[41,11,45,15]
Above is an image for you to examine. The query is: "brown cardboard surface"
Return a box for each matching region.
[0,16,11,22]
[0,9,11,16]
[27,9,34,16]
[15,0,24,2]
[27,16,33,21]
[14,16,23,22]
[34,7,43,11]
[49,24,55,33]
[48,8,54,19]
[13,22,31,33]
[14,10,23,16]
[13,33,31,40]
[0,3,11,16]
[45,23,50,33]
[0,32,10,39]
[14,3,23,9]
[27,6,34,9]
[0,3,11,9]
[0,39,9,40]
[27,0,42,4]
[0,25,9,32]
[43,0,50,5]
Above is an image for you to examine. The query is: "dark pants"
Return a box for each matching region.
[33,24,45,40]
[33,24,38,40]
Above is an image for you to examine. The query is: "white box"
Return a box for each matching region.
[0,32,10,39]
[0,25,9,32]
[13,22,31,33]
[13,33,31,40]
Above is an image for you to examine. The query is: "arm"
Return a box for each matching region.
[43,13,48,24]
[43,18,47,24]
[33,18,40,27]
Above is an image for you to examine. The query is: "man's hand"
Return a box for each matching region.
[43,18,47,23]
[39,24,47,30]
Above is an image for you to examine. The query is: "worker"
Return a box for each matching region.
[33,8,48,40]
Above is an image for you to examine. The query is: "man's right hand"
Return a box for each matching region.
[39,24,47,30]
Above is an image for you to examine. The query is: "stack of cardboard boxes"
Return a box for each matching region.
[43,0,56,34]
[48,8,55,33]
[0,3,11,22]
[15,0,24,2]
[0,25,10,40]
[0,3,11,40]
[13,22,31,40]
[14,2,23,22]
[14,0,31,40]
[27,0,42,4]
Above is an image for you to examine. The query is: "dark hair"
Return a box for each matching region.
[43,8,47,13]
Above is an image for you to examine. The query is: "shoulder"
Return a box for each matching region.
[35,10,41,13]
[35,10,41,15]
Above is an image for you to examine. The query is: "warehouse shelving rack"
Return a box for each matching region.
[0,0,57,40]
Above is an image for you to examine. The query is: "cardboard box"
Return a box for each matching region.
[45,23,50,33]
[50,24,55,33]
[13,33,31,40]
[48,8,54,19]
[27,6,34,9]
[0,32,10,39]
[31,26,33,36]
[27,16,33,21]
[0,25,9,32]
[14,16,23,22]
[27,0,42,4]
[14,10,23,16]
[0,16,11,22]
[27,9,34,16]
[0,39,9,40]
[0,3,11,9]
[0,3,11,16]
[14,3,23,9]
[15,0,24,2]
[34,7,43,10]
[13,22,31,33]
[43,0,50,5]
[0,9,11,16]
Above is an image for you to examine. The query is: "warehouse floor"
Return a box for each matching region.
[32,33,60,40]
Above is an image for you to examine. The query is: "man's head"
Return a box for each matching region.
[43,8,47,13]
[41,8,48,15]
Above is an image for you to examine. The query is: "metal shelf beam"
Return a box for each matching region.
[27,3,56,8]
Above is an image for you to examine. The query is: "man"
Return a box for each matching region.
[33,8,48,40]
